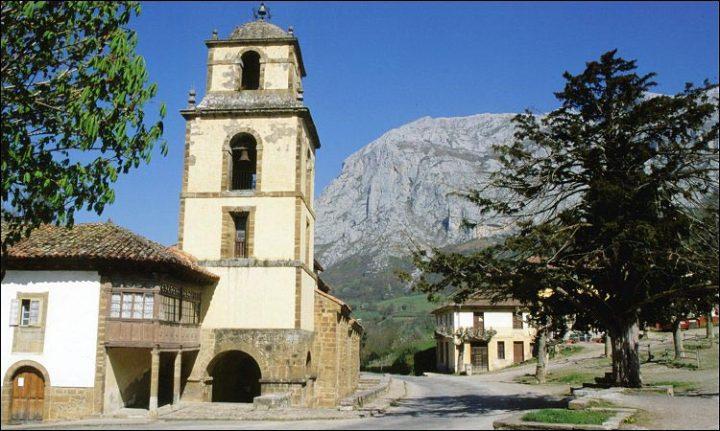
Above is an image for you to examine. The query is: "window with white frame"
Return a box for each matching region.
[9,298,42,326]
[109,292,154,319]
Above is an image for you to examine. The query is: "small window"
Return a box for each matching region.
[111,292,154,319]
[240,51,261,90]
[233,212,249,258]
[473,312,484,331]
[513,312,524,329]
[497,341,505,360]
[17,299,40,326]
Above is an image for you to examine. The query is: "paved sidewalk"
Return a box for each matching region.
[2,377,407,430]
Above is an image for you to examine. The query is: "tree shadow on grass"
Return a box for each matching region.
[383,393,569,418]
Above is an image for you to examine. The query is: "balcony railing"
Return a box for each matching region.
[105,319,200,349]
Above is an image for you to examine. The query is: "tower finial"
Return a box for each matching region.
[253,2,271,21]
[188,87,196,109]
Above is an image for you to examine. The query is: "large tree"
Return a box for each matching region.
[1,1,166,255]
[404,51,718,387]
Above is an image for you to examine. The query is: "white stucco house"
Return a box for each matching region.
[432,298,536,374]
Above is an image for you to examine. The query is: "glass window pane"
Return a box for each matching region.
[20,299,30,326]
[110,294,121,318]
[132,294,143,318]
[121,294,133,318]
[143,295,154,319]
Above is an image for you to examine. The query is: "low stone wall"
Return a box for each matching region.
[254,392,291,410]
[46,387,96,421]
[339,374,391,409]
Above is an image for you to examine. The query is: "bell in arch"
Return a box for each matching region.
[237,145,251,162]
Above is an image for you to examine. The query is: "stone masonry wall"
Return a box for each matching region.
[312,291,361,407]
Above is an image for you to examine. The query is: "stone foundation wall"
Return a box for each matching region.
[184,328,315,405]
[312,291,362,407]
[1,384,95,424]
[46,387,95,421]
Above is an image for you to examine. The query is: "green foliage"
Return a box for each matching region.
[401,50,719,387]
[1,1,166,249]
[522,409,613,425]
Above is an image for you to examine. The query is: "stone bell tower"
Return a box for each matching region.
[178,4,320,404]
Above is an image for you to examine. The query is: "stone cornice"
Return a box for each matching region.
[199,258,317,281]
[180,106,320,149]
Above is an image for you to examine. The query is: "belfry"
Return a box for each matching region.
[178,4,361,407]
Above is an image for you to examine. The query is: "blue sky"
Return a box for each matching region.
[74,1,719,245]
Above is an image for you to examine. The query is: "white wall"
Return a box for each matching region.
[1,270,101,387]
[484,311,514,330]
[458,312,474,328]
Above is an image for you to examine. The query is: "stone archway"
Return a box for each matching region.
[2,360,51,424]
[207,350,261,403]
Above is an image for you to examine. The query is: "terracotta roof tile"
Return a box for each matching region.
[4,222,218,283]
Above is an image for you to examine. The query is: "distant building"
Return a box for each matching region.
[432,298,535,374]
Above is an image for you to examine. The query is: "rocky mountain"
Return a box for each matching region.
[314,88,718,303]
[315,113,518,271]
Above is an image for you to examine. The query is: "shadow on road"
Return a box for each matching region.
[382,393,568,418]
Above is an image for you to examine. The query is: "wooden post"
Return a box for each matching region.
[173,349,182,405]
[149,347,159,413]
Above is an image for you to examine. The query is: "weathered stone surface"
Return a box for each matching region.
[315,113,519,269]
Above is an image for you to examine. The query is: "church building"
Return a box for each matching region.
[1,6,361,424]
[176,5,362,408]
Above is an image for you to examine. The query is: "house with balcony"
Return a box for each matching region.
[432,298,535,374]
[1,222,218,423]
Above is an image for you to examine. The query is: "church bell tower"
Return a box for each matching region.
[178,4,320,403]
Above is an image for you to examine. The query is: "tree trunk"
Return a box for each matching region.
[456,343,464,375]
[535,328,548,383]
[610,318,642,388]
[604,333,611,358]
[707,307,715,340]
[672,319,684,360]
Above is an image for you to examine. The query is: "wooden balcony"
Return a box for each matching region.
[105,319,201,350]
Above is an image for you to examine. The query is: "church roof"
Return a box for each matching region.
[3,222,218,283]
[229,20,290,40]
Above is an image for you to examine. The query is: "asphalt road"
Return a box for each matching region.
[41,374,568,430]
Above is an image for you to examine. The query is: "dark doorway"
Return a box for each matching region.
[513,341,525,364]
[470,343,488,372]
[209,351,261,403]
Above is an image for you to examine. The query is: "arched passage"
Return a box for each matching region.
[208,350,261,403]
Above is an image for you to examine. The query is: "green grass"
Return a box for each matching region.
[552,371,599,385]
[522,409,613,425]
[646,380,697,392]
[556,345,584,357]
[514,370,601,386]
